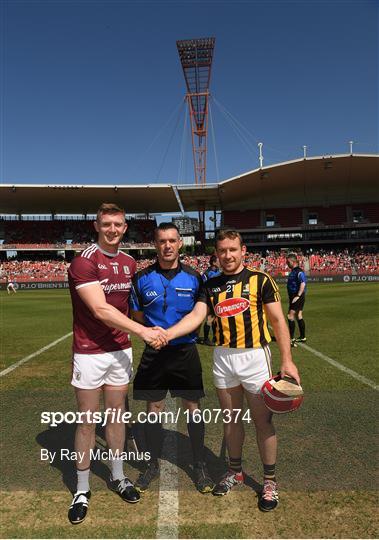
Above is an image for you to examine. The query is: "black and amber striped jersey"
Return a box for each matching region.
[204,267,280,349]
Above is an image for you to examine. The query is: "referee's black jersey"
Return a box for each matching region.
[204,267,281,349]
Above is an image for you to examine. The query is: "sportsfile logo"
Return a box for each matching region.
[215,297,249,318]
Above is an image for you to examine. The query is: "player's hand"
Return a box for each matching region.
[141,326,168,348]
[291,296,299,303]
[152,326,169,348]
[149,327,168,350]
[280,361,300,385]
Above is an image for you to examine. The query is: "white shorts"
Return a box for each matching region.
[71,348,133,389]
[213,346,272,395]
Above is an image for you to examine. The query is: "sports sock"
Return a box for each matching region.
[263,463,276,482]
[145,421,163,462]
[229,456,242,473]
[298,318,305,338]
[76,467,90,492]
[204,323,210,341]
[288,319,295,338]
[187,416,205,464]
[110,457,124,481]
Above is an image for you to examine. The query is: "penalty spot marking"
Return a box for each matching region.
[156,396,179,539]
[0,332,73,378]
[298,342,379,391]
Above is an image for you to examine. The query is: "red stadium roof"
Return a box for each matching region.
[1,154,378,215]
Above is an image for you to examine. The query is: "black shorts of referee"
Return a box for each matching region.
[133,343,205,402]
[288,293,305,313]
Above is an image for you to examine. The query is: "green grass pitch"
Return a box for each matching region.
[0,283,378,538]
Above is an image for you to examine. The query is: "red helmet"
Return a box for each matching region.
[261,374,304,414]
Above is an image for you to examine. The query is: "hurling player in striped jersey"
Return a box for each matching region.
[163,229,300,512]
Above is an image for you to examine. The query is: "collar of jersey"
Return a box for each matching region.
[220,267,246,279]
[95,243,119,257]
[154,260,182,279]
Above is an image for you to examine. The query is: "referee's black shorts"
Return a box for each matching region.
[133,343,205,402]
[288,293,305,313]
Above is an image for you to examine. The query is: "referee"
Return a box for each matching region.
[164,229,300,511]
[286,253,307,347]
[130,223,214,494]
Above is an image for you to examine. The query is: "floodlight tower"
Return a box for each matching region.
[176,37,215,187]
[176,37,215,248]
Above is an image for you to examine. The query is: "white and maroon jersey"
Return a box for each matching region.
[68,244,136,354]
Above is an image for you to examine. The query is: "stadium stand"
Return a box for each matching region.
[1,251,377,284]
[0,155,377,284]
[0,217,157,248]
[1,260,68,282]
[305,205,347,226]
[263,208,303,228]
[351,203,379,223]
[223,210,261,228]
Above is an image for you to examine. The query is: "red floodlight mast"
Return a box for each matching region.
[176,37,215,187]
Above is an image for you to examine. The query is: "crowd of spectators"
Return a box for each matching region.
[308,249,378,275]
[1,260,68,282]
[1,250,377,283]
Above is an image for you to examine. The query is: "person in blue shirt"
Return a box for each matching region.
[202,255,220,282]
[130,222,214,494]
[286,253,307,347]
[198,255,220,346]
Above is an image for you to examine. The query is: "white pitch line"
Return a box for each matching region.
[298,342,379,391]
[0,332,73,377]
[156,396,179,540]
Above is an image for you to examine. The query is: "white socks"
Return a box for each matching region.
[76,468,90,493]
[111,458,124,481]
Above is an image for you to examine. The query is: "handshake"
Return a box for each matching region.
[140,326,172,350]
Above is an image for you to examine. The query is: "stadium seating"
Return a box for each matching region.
[223,210,261,228]
[0,217,157,248]
[351,203,379,223]
[305,206,347,226]
[263,208,303,228]
[1,251,377,284]
[221,204,377,229]
[1,260,68,282]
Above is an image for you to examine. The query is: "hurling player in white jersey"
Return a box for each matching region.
[67,203,168,525]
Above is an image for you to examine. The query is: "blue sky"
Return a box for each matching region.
[1,0,378,187]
